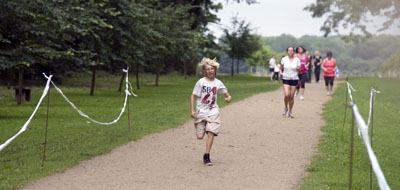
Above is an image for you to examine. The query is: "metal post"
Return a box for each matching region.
[41,82,51,170]
[349,108,355,190]
[127,94,131,138]
[341,77,349,140]
[369,88,375,190]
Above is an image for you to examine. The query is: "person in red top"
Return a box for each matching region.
[321,51,338,95]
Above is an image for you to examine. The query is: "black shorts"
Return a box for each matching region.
[324,76,335,86]
[282,79,299,86]
[269,68,274,73]
[299,73,307,88]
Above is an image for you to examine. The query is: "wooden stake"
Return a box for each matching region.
[349,108,355,190]
[370,88,375,190]
[127,94,131,137]
[340,77,349,140]
[41,82,51,170]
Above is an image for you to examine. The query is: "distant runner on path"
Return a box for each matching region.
[190,57,231,166]
[280,46,301,118]
[295,46,309,100]
[321,51,338,95]
[312,50,322,83]
[269,55,276,81]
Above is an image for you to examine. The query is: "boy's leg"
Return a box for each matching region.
[205,132,215,153]
[197,133,205,140]
[194,119,206,139]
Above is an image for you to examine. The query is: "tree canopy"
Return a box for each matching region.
[0,0,228,88]
[219,16,262,75]
[305,0,400,40]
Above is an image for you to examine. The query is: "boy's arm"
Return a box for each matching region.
[224,92,232,103]
[190,94,197,118]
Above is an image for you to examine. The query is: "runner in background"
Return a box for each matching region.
[311,50,322,83]
[321,51,338,95]
[306,50,312,83]
[295,46,309,100]
[269,55,276,81]
[273,56,281,82]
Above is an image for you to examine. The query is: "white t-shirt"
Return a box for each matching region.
[274,63,280,72]
[281,56,301,80]
[192,77,228,118]
[269,58,276,68]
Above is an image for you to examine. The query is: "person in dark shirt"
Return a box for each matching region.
[311,50,322,83]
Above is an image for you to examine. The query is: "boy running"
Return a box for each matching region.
[190,57,232,166]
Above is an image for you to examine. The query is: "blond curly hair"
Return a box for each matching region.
[199,57,220,71]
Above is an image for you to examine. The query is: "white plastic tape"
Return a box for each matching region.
[351,103,391,190]
[44,68,136,125]
[347,81,356,102]
[366,89,380,128]
[0,75,53,152]
[358,88,380,136]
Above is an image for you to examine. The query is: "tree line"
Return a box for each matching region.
[0,0,263,104]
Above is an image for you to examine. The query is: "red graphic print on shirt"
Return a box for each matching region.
[201,86,217,110]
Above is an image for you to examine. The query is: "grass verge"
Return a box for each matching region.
[301,77,400,189]
[0,72,280,190]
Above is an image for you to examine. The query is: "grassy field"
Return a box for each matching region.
[0,72,280,190]
[301,78,400,189]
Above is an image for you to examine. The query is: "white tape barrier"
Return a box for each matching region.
[351,103,391,190]
[366,89,380,128]
[0,75,53,152]
[44,68,136,125]
[357,88,380,136]
[347,81,356,102]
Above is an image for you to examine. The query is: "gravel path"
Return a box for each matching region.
[25,82,333,190]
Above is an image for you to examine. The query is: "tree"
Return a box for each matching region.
[380,52,400,77]
[0,0,77,104]
[220,16,261,75]
[305,0,400,40]
[220,28,239,76]
[236,34,262,74]
[245,45,275,74]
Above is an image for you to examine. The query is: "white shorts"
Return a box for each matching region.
[194,114,221,136]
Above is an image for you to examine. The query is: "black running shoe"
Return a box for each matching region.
[203,153,213,166]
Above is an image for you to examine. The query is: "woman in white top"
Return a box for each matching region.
[269,55,276,81]
[279,46,301,118]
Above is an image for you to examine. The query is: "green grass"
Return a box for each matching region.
[0,72,280,190]
[301,78,400,190]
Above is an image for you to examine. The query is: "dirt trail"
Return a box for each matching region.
[25,82,333,190]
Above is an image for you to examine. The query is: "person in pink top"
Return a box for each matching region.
[295,46,309,100]
[321,51,338,95]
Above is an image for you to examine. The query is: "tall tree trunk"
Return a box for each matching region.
[17,67,24,105]
[118,71,126,92]
[136,64,140,90]
[231,58,234,76]
[237,59,240,74]
[155,70,160,87]
[90,66,96,96]
[184,62,187,80]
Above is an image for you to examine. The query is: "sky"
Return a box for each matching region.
[208,0,400,38]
